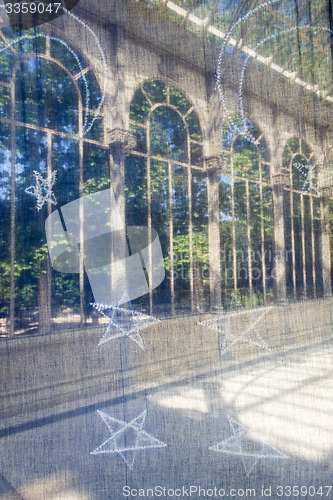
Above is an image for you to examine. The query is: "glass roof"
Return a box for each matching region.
[138,0,333,103]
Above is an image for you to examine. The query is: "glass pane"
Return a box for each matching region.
[219,174,233,301]
[289,137,300,154]
[50,36,84,72]
[313,197,323,297]
[125,154,147,226]
[0,85,10,118]
[192,170,208,311]
[304,195,314,296]
[77,68,102,111]
[151,159,170,312]
[15,58,79,133]
[84,113,104,142]
[129,88,150,124]
[263,186,274,300]
[0,123,11,324]
[249,183,264,305]
[234,180,249,304]
[232,134,260,180]
[16,34,45,57]
[83,143,109,195]
[293,192,304,297]
[15,127,48,330]
[172,165,190,309]
[283,190,293,298]
[130,123,147,154]
[170,86,191,115]
[0,40,16,83]
[292,156,311,192]
[142,80,167,104]
[190,142,202,167]
[185,110,202,141]
[150,106,187,162]
[51,135,80,206]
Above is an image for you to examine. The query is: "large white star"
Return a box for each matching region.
[91,293,160,351]
[25,170,57,211]
[199,306,272,356]
[209,415,288,475]
[91,409,167,469]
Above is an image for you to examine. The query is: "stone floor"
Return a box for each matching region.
[0,331,333,499]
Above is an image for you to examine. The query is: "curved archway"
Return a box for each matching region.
[282,137,322,299]
[127,80,207,314]
[221,116,273,307]
[0,29,107,335]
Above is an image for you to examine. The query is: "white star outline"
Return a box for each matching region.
[25,170,57,211]
[90,409,167,469]
[209,414,289,475]
[91,292,161,351]
[293,161,318,194]
[199,306,273,356]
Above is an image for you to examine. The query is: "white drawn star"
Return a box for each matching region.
[25,170,57,211]
[91,292,160,351]
[199,306,272,356]
[91,409,167,469]
[209,414,288,475]
[293,161,318,194]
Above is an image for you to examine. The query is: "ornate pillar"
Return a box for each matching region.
[107,128,136,208]
[271,169,289,302]
[205,156,222,309]
[106,128,136,301]
[318,160,332,297]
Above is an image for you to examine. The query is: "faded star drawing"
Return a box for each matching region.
[91,409,167,469]
[209,414,289,475]
[199,306,272,356]
[91,292,160,351]
[25,170,57,211]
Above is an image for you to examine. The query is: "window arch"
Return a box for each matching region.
[282,137,323,299]
[220,116,273,307]
[0,28,107,335]
[127,80,208,314]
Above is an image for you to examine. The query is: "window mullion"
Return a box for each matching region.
[9,74,16,336]
[47,131,53,325]
[246,180,253,306]
[79,98,85,325]
[309,195,317,298]
[147,118,153,314]
[300,193,307,298]
[168,160,175,315]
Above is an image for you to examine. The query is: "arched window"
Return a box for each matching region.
[221,116,273,307]
[0,27,107,335]
[127,80,207,314]
[282,138,323,299]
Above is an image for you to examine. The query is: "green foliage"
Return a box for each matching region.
[0,29,104,322]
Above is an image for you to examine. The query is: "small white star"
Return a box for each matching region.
[91,409,167,469]
[91,292,160,351]
[25,170,57,210]
[209,415,288,475]
[199,306,272,356]
[293,162,318,194]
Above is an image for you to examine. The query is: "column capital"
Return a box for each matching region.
[205,155,226,173]
[106,128,136,150]
[318,168,333,198]
[271,169,290,188]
